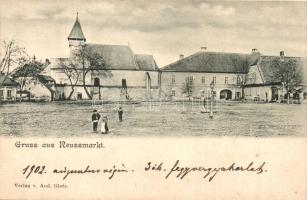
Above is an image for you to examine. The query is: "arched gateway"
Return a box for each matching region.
[220,89,232,100]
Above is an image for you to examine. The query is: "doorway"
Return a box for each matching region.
[220,89,232,100]
[77,93,82,100]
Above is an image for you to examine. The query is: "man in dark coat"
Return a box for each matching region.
[92,109,100,132]
[118,107,123,122]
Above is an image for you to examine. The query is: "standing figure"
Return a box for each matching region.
[101,115,109,134]
[118,107,123,122]
[92,109,100,132]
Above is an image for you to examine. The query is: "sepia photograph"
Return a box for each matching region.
[1,0,306,138]
[0,1,307,200]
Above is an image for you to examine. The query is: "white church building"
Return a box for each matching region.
[42,14,159,101]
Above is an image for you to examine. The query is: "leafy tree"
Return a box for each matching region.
[11,58,44,101]
[270,58,303,104]
[181,77,194,101]
[230,54,255,100]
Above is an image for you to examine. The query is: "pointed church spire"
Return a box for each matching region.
[68,12,86,41]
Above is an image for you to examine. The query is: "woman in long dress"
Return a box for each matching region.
[100,116,109,134]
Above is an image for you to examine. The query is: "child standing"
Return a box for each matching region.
[101,115,109,134]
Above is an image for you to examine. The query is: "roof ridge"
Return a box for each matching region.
[135,53,153,57]
[260,55,302,59]
[162,51,259,69]
[162,51,202,69]
[87,43,130,48]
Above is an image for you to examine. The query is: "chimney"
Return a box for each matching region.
[45,58,50,65]
[280,51,285,61]
[179,54,184,60]
[252,48,259,54]
[201,46,207,51]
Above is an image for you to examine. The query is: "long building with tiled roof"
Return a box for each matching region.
[160,48,306,102]
[162,51,260,73]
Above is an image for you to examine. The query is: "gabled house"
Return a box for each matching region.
[11,59,55,101]
[0,75,19,101]
[244,52,306,102]
[22,75,56,101]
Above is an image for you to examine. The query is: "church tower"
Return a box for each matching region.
[68,13,86,57]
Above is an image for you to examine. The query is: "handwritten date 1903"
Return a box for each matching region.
[22,165,46,178]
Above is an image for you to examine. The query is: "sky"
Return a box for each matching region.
[0,0,306,67]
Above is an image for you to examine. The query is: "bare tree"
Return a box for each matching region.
[181,77,194,101]
[230,55,251,100]
[74,46,111,99]
[271,58,303,104]
[59,60,80,100]
[0,40,26,87]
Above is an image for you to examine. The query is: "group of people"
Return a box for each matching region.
[91,107,124,134]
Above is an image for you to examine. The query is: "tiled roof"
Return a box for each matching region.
[135,54,159,71]
[0,75,19,86]
[85,44,137,70]
[85,44,158,71]
[161,51,260,73]
[49,44,159,71]
[37,75,55,83]
[257,56,305,84]
[68,17,86,41]
[36,75,55,93]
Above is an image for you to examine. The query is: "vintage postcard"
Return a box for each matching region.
[0,0,306,199]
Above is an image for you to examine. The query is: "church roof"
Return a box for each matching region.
[161,51,260,73]
[48,44,159,71]
[85,44,158,71]
[68,15,86,41]
[135,54,159,71]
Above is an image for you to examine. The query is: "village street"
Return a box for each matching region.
[0,101,305,137]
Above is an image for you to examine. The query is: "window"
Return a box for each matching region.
[186,75,194,83]
[225,77,228,84]
[171,89,176,96]
[94,78,100,86]
[7,90,12,98]
[213,76,216,84]
[122,79,127,88]
[0,90,3,99]
[201,76,205,84]
[237,76,241,85]
[77,93,82,100]
[171,75,175,83]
